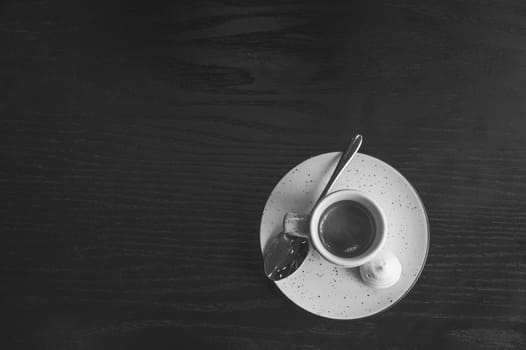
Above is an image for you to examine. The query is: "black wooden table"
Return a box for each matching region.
[2,1,526,349]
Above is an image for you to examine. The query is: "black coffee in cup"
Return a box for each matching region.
[318,200,376,258]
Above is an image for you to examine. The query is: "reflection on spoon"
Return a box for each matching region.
[263,232,309,280]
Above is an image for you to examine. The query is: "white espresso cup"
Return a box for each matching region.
[284,189,387,268]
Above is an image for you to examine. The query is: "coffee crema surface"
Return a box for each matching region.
[318,200,375,258]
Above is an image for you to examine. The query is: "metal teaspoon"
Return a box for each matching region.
[263,134,363,281]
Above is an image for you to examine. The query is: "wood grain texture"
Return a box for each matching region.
[1,0,526,349]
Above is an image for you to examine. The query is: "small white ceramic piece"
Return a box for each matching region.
[359,251,402,289]
[260,152,430,319]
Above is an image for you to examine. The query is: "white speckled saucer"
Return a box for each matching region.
[259,152,429,319]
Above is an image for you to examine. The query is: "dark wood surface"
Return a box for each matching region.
[2,0,526,349]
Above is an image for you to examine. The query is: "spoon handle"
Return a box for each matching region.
[316,134,363,204]
[283,212,310,238]
[283,134,363,239]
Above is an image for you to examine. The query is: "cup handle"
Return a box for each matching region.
[283,212,311,239]
[359,251,402,289]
